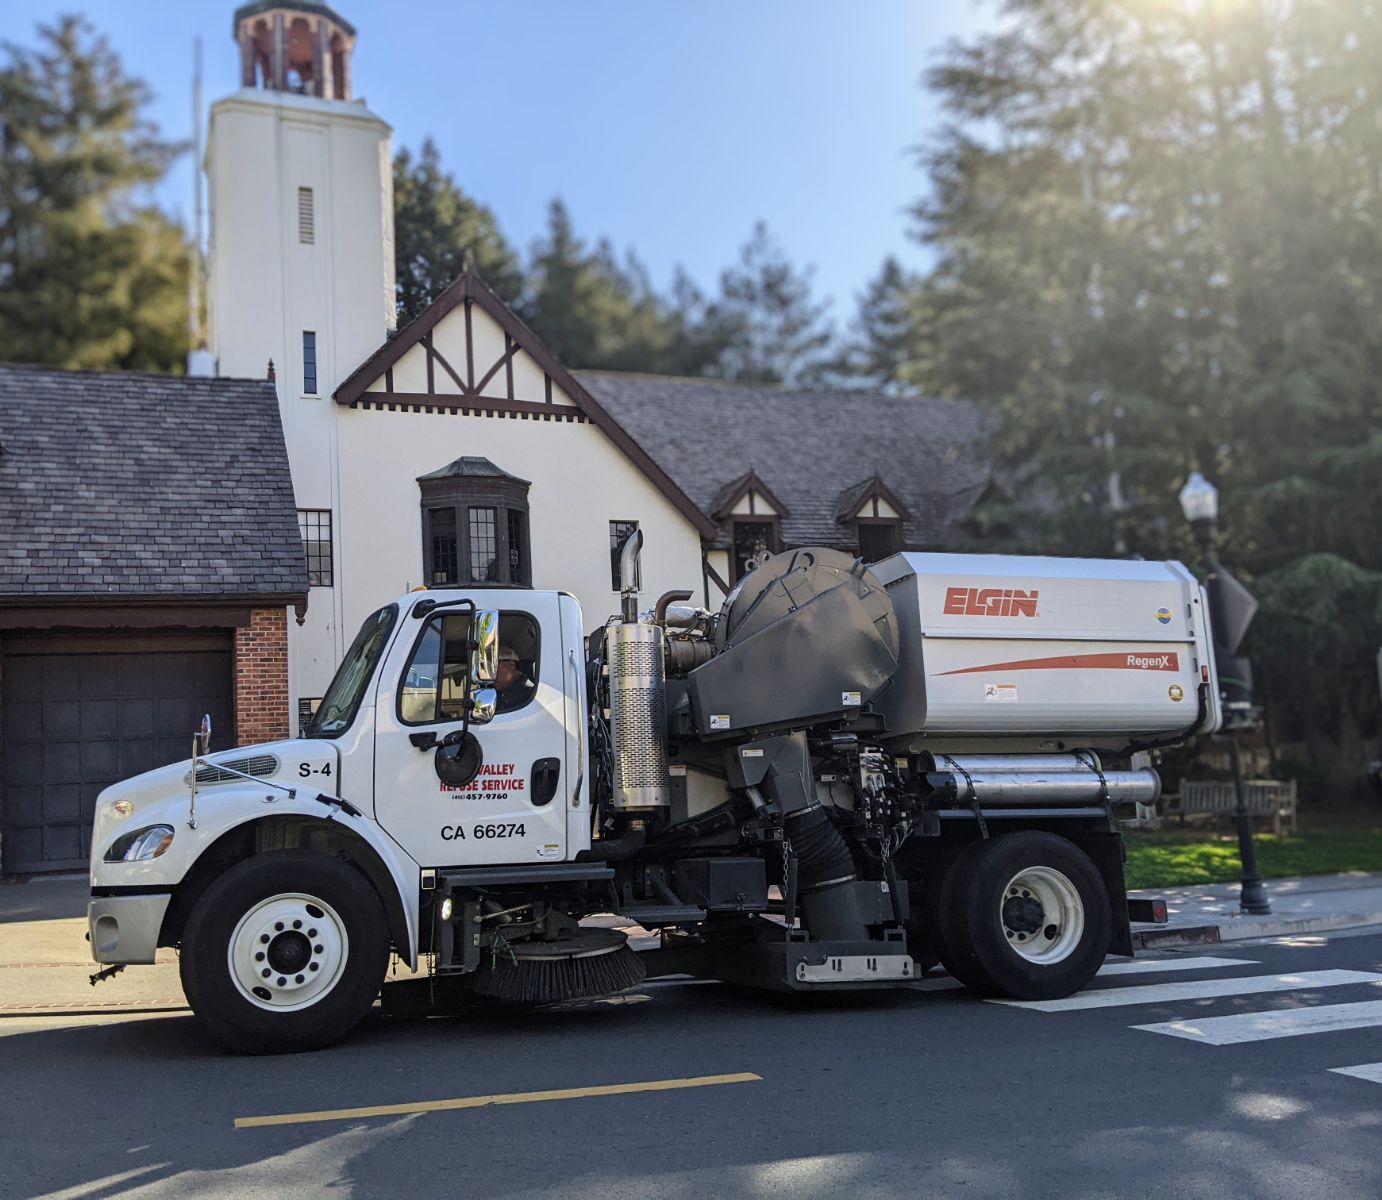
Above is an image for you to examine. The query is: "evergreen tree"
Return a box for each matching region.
[0,16,188,372]
[716,221,833,386]
[912,0,1382,782]
[830,255,921,392]
[393,138,522,321]
[524,198,729,374]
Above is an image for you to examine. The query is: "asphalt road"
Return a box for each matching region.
[6,931,1382,1200]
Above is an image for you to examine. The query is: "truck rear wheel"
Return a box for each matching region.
[943,832,1110,1001]
[180,850,390,1054]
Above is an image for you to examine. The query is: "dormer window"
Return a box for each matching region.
[418,457,531,587]
[857,521,900,562]
[732,520,779,580]
[836,474,909,563]
[711,468,790,582]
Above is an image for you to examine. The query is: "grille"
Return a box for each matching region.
[187,754,280,786]
[606,623,669,807]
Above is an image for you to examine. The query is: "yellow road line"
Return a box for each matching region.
[235,1071,762,1129]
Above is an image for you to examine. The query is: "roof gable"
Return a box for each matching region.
[334,274,715,538]
[834,473,911,524]
[710,468,791,521]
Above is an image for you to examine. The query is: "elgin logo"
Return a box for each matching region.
[943,587,1039,618]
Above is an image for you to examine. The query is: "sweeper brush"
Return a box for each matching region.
[464,928,646,1005]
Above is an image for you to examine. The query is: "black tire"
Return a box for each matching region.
[180,850,390,1054]
[951,832,1110,1001]
[922,840,994,992]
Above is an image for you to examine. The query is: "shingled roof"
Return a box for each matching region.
[576,372,990,550]
[0,366,307,602]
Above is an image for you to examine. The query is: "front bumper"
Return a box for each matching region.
[87,893,171,965]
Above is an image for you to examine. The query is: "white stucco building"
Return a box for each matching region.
[204,2,985,730]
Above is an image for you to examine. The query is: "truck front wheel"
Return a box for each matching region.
[946,832,1110,1001]
[180,850,390,1054]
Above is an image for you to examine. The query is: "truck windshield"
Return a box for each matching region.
[305,604,399,738]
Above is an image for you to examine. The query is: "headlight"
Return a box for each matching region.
[104,825,175,863]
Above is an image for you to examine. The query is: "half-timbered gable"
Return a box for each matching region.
[325,274,716,644]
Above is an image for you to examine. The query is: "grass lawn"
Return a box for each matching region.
[1124,828,1382,889]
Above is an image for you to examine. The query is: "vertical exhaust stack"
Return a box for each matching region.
[606,531,670,810]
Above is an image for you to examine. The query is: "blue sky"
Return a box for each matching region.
[12,1,996,318]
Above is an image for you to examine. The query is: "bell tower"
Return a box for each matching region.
[206,2,396,704]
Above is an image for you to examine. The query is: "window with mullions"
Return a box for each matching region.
[609,520,639,590]
[418,458,532,588]
[469,507,498,582]
[732,519,778,581]
[297,509,333,586]
[429,507,457,585]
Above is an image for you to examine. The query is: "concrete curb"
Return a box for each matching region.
[1212,910,1382,941]
[1135,909,1382,947]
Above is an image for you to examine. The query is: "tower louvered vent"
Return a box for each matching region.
[298,187,314,244]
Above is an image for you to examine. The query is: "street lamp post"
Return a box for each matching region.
[1178,472,1272,916]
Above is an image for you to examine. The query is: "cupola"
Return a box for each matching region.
[233,3,356,99]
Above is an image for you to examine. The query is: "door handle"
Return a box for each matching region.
[567,648,584,807]
[531,757,560,807]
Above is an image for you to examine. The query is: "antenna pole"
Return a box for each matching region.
[190,36,206,358]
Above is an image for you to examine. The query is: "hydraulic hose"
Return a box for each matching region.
[576,827,647,863]
[783,805,856,894]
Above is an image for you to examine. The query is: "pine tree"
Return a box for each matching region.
[716,222,833,386]
[830,255,920,392]
[0,17,188,371]
[524,198,729,375]
[393,138,522,321]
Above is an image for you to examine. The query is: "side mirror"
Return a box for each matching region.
[197,713,212,756]
[472,609,499,686]
[469,686,497,726]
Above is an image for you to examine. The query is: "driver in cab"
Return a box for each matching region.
[494,646,535,714]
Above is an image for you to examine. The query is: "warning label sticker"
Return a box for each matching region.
[985,683,1019,703]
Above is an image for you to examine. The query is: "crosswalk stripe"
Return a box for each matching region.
[1136,1000,1382,1045]
[1096,956,1257,977]
[988,969,1382,1013]
[915,955,1256,993]
[1329,1062,1382,1085]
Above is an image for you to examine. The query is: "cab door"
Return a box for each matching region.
[371,592,569,867]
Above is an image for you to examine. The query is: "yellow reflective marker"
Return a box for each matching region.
[235,1071,762,1129]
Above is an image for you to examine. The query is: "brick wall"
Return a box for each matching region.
[234,607,290,746]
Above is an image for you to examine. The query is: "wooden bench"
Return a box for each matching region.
[1172,780,1299,835]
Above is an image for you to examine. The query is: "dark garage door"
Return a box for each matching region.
[1,634,234,875]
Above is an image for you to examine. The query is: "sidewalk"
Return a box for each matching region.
[1130,871,1382,945]
[0,874,186,1014]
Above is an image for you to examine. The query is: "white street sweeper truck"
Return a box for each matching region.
[87,538,1219,1052]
